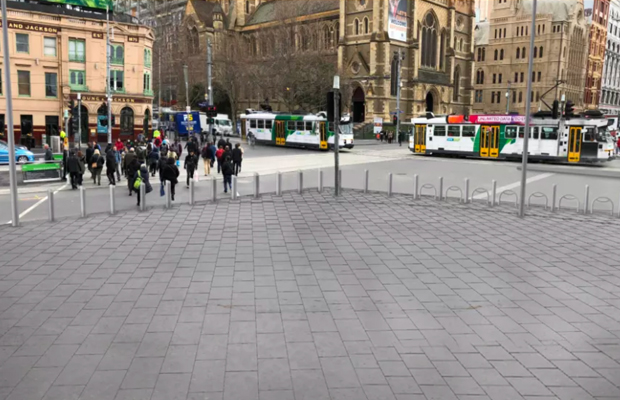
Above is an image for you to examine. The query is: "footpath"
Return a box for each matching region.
[0,190,619,400]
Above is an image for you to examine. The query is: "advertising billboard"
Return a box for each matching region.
[45,0,113,11]
[388,0,407,42]
[175,112,201,136]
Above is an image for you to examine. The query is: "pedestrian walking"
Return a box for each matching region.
[215,145,224,174]
[115,145,122,182]
[44,144,54,162]
[126,156,140,196]
[201,142,214,176]
[85,143,94,176]
[398,131,404,147]
[132,165,152,207]
[76,151,86,187]
[148,146,160,177]
[387,131,393,144]
[217,135,226,149]
[222,156,234,193]
[184,151,197,188]
[161,157,179,201]
[115,138,124,153]
[176,141,183,159]
[106,147,117,185]
[380,130,385,143]
[223,145,232,163]
[232,143,243,175]
[90,149,104,186]
[67,151,81,189]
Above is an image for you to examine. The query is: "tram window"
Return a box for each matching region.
[462,126,476,137]
[434,126,446,136]
[596,127,608,142]
[531,127,539,139]
[250,119,257,129]
[541,127,558,140]
[257,120,265,129]
[266,120,273,129]
[296,121,305,131]
[448,126,461,137]
[518,127,525,138]
[305,122,313,131]
[288,121,295,131]
[505,126,517,138]
[584,128,595,141]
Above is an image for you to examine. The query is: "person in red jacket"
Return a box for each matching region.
[215,145,225,174]
[115,138,124,153]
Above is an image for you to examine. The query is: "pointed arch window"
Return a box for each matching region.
[453,67,461,102]
[363,17,369,34]
[421,12,438,68]
[516,47,520,59]
[539,46,543,58]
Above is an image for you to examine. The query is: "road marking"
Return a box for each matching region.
[472,173,554,200]
[6,182,69,225]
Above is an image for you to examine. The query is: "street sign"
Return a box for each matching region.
[198,102,209,108]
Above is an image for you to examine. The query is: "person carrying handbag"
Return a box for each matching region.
[90,149,104,186]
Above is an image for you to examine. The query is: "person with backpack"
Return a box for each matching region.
[106,147,117,185]
[184,150,197,188]
[132,164,152,207]
[161,157,180,201]
[126,157,140,197]
[90,149,104,186]
[215,145,225,174]
[221,155,234,193]
[148,146,160,177]
[232,143,243,176]
[217,135,226,149]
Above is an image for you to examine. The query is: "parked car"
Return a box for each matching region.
[0,142,35,163]
[0,140,27,150]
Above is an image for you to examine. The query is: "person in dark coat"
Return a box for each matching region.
[76,150,86,186]
[126,157,140,196]
[217,136,226,149]
[133,165,152,207]
[222,145,232,163]
[215,145,224,174]
[161,157,180,201]
[85,143,94,177]
[184,151,197,188]
[106,147,117,185]
[90,149,104,186]
[148,146,160,177]
[44,144,54,162]
[232,143,243,176]
[67,151,81,189]
[221,156,234,193]
[123,148,136,176]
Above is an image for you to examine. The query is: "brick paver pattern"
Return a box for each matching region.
[0,190,619,400]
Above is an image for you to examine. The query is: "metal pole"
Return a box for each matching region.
[231,176,237,200]
[492,179,497,207]
[77,93,82,150]
[166,181,172,208]
[318,169,323,193]
[80,186,86,217]
[140,182,146,211]
[211,176,217,202]
[364,169,369,193]
[388,173,393,197]
[47,189,54,222]
[518,0,537,218]
[207,39,214,140]
[297,170,303,194]
[551,184,557,212]
[106,5,112,144]
[396,49,402,144]
[276,172,282,196]
[184,65,190,113]
[109,185,116,215]
[464,178,470,204]
[158,46,162,125]
[2,0,18,227]
[189,178,195,205]
[438,177,444,201]
[413,174,419,200]
[333,76,340,196]
[254,172,260,198]
[584,184,590,214]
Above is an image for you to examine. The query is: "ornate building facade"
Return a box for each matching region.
[473,0,589,115]
[584,0,610,109]
[179,0,475,124]
[600,0,620,114]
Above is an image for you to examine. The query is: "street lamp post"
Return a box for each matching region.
[184,65,190,113]
[333,75,340,197]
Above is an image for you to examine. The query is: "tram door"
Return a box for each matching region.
[319,122,328,149]
[414,125,426,153]
[480,125,500,158]
[275,121,286,146]
[568,127,582,163]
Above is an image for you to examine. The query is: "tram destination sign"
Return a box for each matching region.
[468,115,527,125]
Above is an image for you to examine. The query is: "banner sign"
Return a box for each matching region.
[388,0,407,42]
[175,112,201,135]
[45,0,113,11]
[373,117,383,134]
[468,115,526,125]
[0,20,60,34]
[69,94,152,104]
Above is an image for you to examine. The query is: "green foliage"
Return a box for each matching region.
[46,0,113,11]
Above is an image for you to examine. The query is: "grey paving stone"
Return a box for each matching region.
[151,372,191,400]
[320,357,360,389]
[121,357,164,390]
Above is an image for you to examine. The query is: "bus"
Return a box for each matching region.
[240,112,354,150]
[408,113,615,164]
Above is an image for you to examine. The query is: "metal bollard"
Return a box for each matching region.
[584,185,590,214]
[364,170,369,193]
[140,182,146,211]
[491,180,497,207]
[298,170,303,194]
[166,181,172,208]
[189,179,195,205]
[47,189,54,222]
[211,176,217,202]
[413,174,419,200]
[109,185,116,215]
[254,173,260,199]
[388,173,393,197]
[551,184,557,213]
[338,169,342,193]
[231,176,238,200]
[80,186,86,217]
[318,169,323,193]
[464,178,470,204]
[276,172,282,196]
[438,177,444,201]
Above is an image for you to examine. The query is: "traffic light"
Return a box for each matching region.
[207,118,214,125]
[564,100,575,117]
[206,106,217,118]
[68,99,75,118]
[71,116,79,135]
[326,91,341,122]
[393,115,398,125]
[552,100,559,119]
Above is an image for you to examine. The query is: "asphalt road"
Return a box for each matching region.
[2,141,620,224]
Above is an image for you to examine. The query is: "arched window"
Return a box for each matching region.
[143,108,150,136]
[516,47,520,59]
[522,47,526,58]
[355,18,360,35]
[440,31,446,69]
[476,69,485,84]
[477,48,482,61]
[500,49,504,60]
[189,27,199,53]
[482,48,485,61]
[115,45,124,61]
[534,47,537,58]
[453,67,461,102]
[120,107,134,136]
[494,49,498,60]
[459,38,463,51]
[335,22,340,43]
[245,0,250,14]
[539,46,543,58]
[323,26,331,49]
[421,12,438,68]
[364,17,369,34]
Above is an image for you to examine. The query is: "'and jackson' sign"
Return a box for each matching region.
[0,21,60,34]
[69,94,152,104]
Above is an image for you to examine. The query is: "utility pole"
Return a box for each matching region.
[395,48,403,141]
[184,65,190,113]
[77,93,82,149]
[518,0,537,218]
[333,75,340,197]
[207,38,213,139]
[505,81,511,114]
[158,42,161,123]
[2,0,18,227]
[106,4,112,144]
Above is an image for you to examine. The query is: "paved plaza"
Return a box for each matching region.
[0,190,619,400]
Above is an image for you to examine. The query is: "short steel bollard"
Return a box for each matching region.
[364,170,369,193]
[166,181,172,208]
[47,189,54,222]
[109,185,116,215]
[438,177,444,201]
[318,169,323,193]
[297,170,303,194]
[464,178,470,204]
[254,173,260,199]
[139,182,146,211]
[388,173,393,197]
[231,176,238,200]
[80,186,86,217]
[413,174,419,200]
[491,180,497,207]
[276,172,282,196]
[551,184,557,213]
[584,185,590,214]
[338,169,342,193]
[189,179,195,205]
[211,177,217,202]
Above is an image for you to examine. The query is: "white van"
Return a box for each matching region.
[200,113,235,136]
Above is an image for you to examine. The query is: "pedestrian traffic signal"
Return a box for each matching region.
[552,100,559,119]
[206,106,217,118]
[393,115,398,125]
[71,117,79,135]
[207,118,214,125]
[68,99,75,117]
[565,100,575,117]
